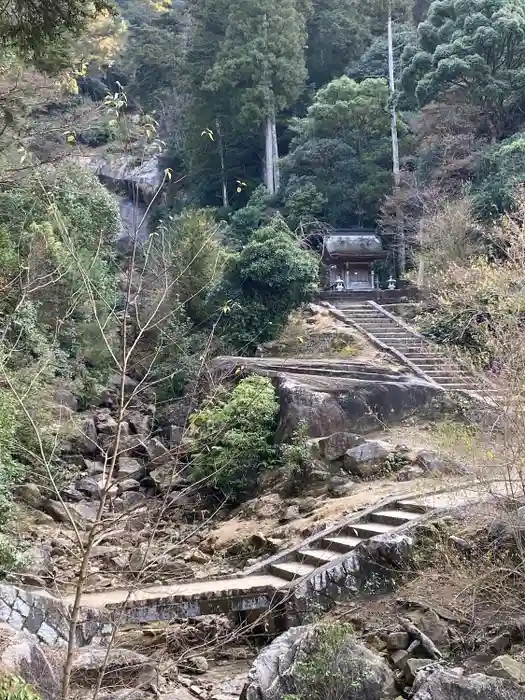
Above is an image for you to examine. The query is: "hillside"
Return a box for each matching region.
[1,2,525,700]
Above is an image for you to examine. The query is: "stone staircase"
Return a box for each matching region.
[333,300,499,398]
[263,504,423,582]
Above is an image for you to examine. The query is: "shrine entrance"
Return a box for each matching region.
[323,229,385,293]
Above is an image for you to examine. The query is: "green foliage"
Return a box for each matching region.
[120,7,184,111]
[227,186,275,247]
[0,538,28,577]
[283,180,327,231]
[189,375,280,501]
[472,133,525,220]
[204,0,309,127]
[154,208,227,323]
[284,623,356,700]
[281,421,313,489]
[0,0,112,65]
[347,23,416,82]
[401,0,525,137]
[0,674,40,700]
[215,216,319,350]
[0,390,23,529]
[307,0,413,87]
[282,76,399,226]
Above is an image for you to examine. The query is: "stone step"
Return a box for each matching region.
[344,521,395,538]
[269,561,316,582]
[297,548,341,567]
[321,535,364,553]
[370,509,421,526]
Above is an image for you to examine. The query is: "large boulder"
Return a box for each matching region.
[211,358,449,439]
[343,440,392,479]
[241,624,397,700]
[0,625,61,700]
[412,667,525,700]
[72,646,158,687]
[311,432,364,462]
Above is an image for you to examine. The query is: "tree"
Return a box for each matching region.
[472,133,525,220]
[306,0,414,88]
[151,208,226,323]
[347,23,416,81]
[401,0,525,138]
[0,0,113,70]
[214,216,319,350]
[120,7,185,113]
[306,0,370,88]
[282,76,400,226]
[204,0,309,194]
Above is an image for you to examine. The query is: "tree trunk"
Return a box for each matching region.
[216,118,229,208]
[271,115,280,192]
[264,115,275,194]
[388,3,405,276]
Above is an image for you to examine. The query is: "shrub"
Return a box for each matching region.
[0,675,40,700]
[281,421,313,490]
[227,185,275,247]
[214,216,319,351]
[284,623,355,700]
[0,537,28,577]
[188,376,280,502]
[151,208,227,323]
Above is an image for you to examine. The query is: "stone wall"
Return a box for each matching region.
[0,584,110,648]
[283,532,414,627]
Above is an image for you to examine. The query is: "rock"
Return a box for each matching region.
[96,413,119,435]
[212,359,448,440]
[14,484,42,509]
[118,457,144,478]
[41,499,74,524]
[414,610,449,649]
[387,631,410,651]
[0,625,61,700]
[449,535,473,552]
[84,459,105,476]
[54,388,78,412]
[185,656,209,674]
[79,417,99,455]
[188,550,209,565]
[117,479,140,495]
[328,477,356,498]
[150,465,180,492]
[415,451,466,476]
[280,505,300,523]
[98,389,117,408]
[128,545,193,579]
[127,412,150,436]
[69,502,99,523]
[313,432,365,462]
[390,649,409,669]
[170,425,184,447]
[490,634,512,654]
[115,491,147,510]
[395,465,425,482]
[411,667,525,700]
[72,646,158,687]
[343,440,392,479]
[60,487,84,502]
[487,656,525,684]
[405,659,435,683]
[75,477,101,499]
[146,437,170,465]
[241,624,397,700]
